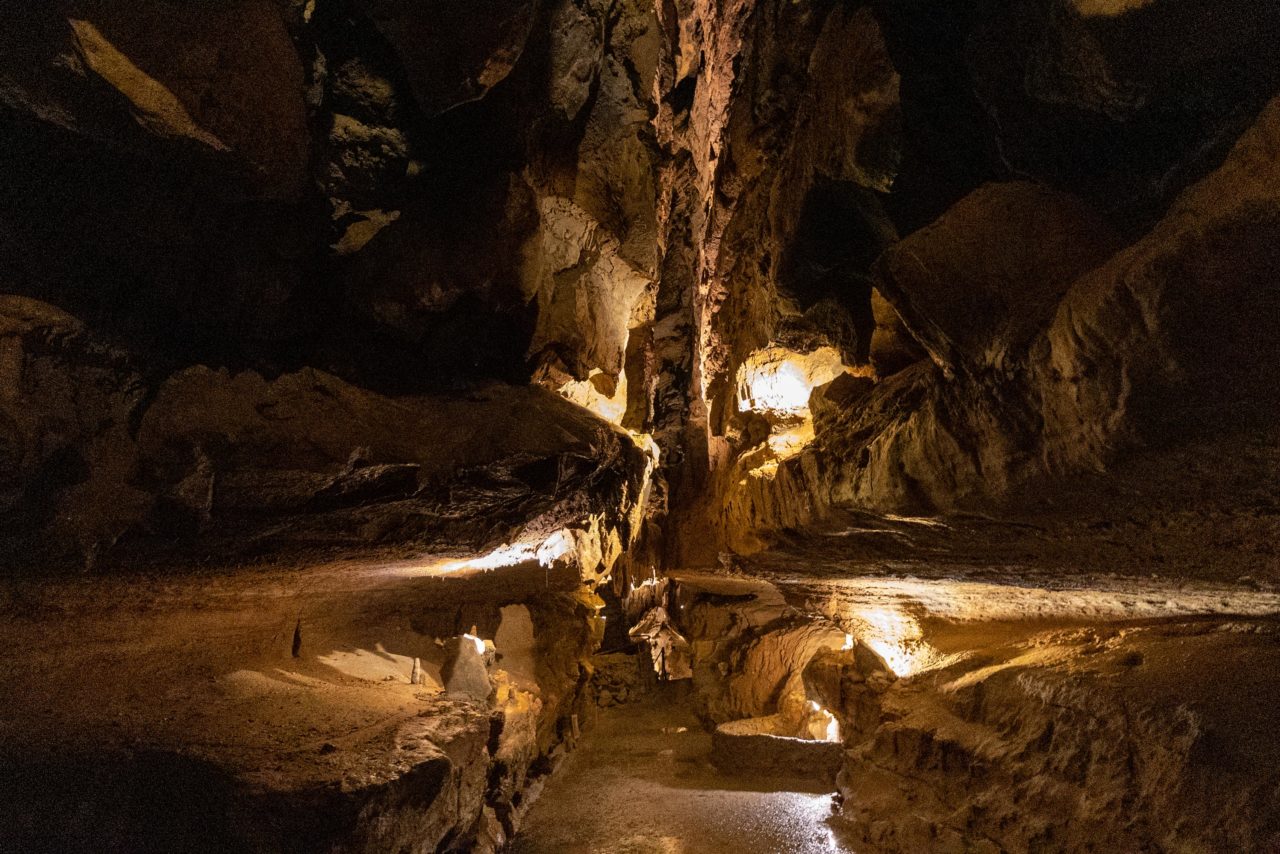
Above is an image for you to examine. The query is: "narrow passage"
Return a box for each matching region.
[511,685,855,854]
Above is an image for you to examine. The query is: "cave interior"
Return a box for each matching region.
[1,1,1279,852]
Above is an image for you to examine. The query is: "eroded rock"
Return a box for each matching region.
[876,181,1119,375]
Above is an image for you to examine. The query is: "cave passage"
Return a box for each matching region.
[2,0,1280,852]
[509,685,849,854]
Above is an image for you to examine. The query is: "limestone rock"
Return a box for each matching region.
[875,181,1119,375]
[441,635,493,701]
[710,715,844,780]
[809,373,875,425]
[0,296,146,568]
[521,0,660,389]
[0,1,309,199]
[0,302,653,571]
[837,621,1280,852]
[868,288,925,378]
[965,0,1280,209]
[1038,94,1280,470]
[546,0,605,120]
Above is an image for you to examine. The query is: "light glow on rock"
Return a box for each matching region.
[442,529,575,572]
[556,368,629,424]
[737,346,846,417]
[737,345,846,416]
[736,345,848,467]
[849,606,950,678]
[462,633,486,655]
[742,359,814,414]
[806,700,842,742]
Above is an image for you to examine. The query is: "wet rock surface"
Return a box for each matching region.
[510,686,851,854]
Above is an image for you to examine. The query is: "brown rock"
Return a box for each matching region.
[876,181,1118,375]
[441,634,493,701]
[868,288,925,378]
[966,0,1280,208]
[1038,94,1280,469]
[0,296,146,568]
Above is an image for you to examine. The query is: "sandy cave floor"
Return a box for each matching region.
[3,504,1279,852]
[0,551,576,787]
[510,685,856,854]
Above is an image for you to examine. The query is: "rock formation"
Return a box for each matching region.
[2,0,1279,850]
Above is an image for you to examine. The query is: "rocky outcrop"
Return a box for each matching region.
[713,92,1280,552]
[1038,93,1280,469]
[0,297,655,574]
[0,1,309,198]
[875,181,1118,375]
[0,297,147,569]
[354,0,537,118]
[965,0,1280,214]
[836,620,1280,852]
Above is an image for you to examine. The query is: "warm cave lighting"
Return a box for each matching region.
[736,345,848,471]
[441,529,574,572]
[806,700,842,743]
[850,606,948,677]
[742,358,813,414]
[737,345,846,417]
[556,368,629,424]
[629,573,659,592]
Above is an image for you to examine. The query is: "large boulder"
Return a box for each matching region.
[875,181,1119,375]
[1037,93,1280,469]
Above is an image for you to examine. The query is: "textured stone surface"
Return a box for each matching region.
[0,299,654,573]
[876,181,1118,375]
[353,0,537,117]
[1038,94,1280,470]
[2,2,1279,851]
[838,620,1280,853]
[0,1,309,198]
[0,558,608,853]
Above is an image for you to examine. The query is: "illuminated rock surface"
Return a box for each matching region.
[2,0,1279,851]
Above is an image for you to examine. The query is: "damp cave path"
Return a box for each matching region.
[509,684,856,854]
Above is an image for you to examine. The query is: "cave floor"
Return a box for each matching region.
[510,684,856,854]
[0,551,581,787]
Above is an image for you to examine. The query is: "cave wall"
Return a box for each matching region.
[5,0,1277,570]
[3,2,1280,852]
[0,0,672,571]
[653,0,1280,559]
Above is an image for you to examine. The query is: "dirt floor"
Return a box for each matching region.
[509,685,856,854]
[0,549,591,852]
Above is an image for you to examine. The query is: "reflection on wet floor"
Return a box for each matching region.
[510,686,855,854]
